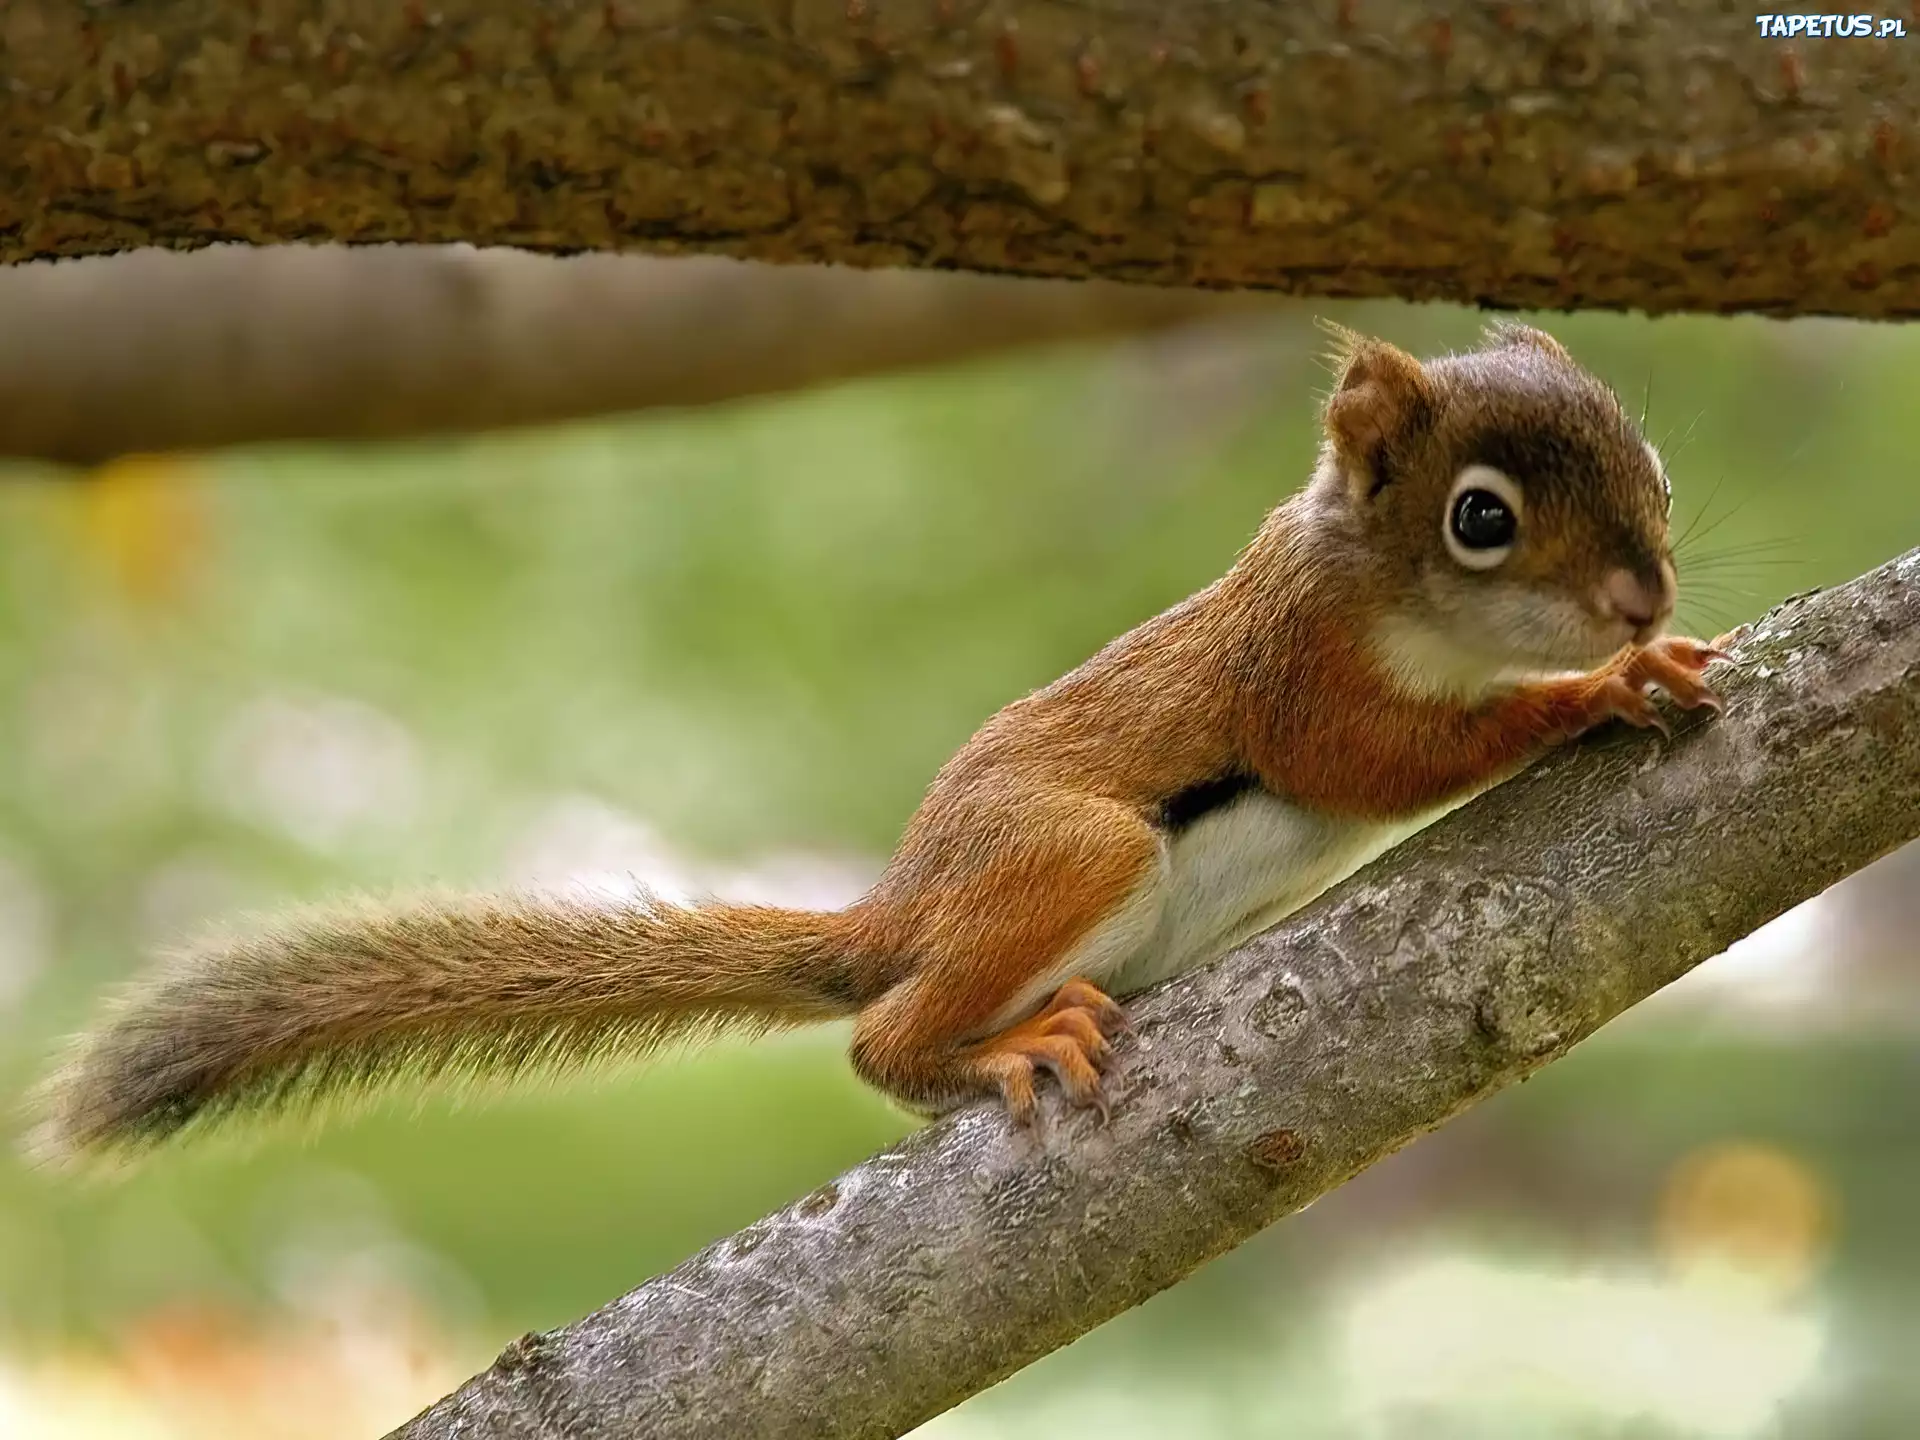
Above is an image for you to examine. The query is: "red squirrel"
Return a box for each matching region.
[32,322,1724,1160]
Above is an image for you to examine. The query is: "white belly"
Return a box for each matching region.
[1104,791,1414,997]
[981,790,1424,1033]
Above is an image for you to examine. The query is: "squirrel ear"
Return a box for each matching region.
[1481,319,1570,361]
[1318,322,1432,497]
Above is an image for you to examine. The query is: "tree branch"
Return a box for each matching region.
[6,2,1914,316]
[390,552,1920,1440]
[0,247,1262,466]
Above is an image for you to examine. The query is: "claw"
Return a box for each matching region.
[1622,638,1725,713]
[975,977,1129,1125]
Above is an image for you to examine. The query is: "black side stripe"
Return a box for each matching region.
[1159,770,1260,831]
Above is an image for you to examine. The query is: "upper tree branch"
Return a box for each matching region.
[390,554,1920,1440]
[5,2,1914,315]
[0,247,1260,466]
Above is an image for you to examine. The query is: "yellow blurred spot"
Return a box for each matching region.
[72,452,211,610]
[1657,1140,1835,1299]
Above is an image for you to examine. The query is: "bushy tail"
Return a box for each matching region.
[28,886,880,1166]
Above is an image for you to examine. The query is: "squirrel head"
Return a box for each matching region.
[1315,320,1676,684]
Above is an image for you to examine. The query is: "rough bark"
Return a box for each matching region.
[5,2,1916,316]
[0,246,1262,466]
[389,552,1920,1440]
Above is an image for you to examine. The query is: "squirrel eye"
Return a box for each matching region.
[1443,465,1523,571]
[1452,490,1515,549]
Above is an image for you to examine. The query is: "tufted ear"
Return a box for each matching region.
[1480,319,1571,362]
[1317,320,1433,499]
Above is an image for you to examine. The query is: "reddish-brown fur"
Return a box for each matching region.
[33,323,1722,1161]
[832,514,1717,1120]
[825,321,1719,1119]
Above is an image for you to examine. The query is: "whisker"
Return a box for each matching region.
[1657,408,1707,461]
[1678,586,1753,611]
[1679,565,1799,583]
[1678,538,1796,559]
[1679,558,1800,576]
[1669,471,1729,553]
[1678,572,1774,595]
[1668,418,1707,462]
[1681,591,1763,610]
[1672,502,1760,556]
[1676,544,1798,573]
[1679,569,1776,589]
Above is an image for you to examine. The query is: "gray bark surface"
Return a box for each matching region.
[392,550,1920,1439]
[5,2,1915,315]
[0,246,1261,466]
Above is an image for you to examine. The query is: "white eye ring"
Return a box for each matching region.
[1443,465,1524,571]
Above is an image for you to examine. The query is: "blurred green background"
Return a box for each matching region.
[0,302,1917,1437]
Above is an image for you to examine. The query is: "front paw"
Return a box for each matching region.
[1592,636,1728,735]
[1623,636,1728,707]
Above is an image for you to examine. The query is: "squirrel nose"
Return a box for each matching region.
[1602,565,1674,633]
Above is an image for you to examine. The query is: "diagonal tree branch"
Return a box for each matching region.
[391,550,1920,1440]
[6,1,1915,316]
